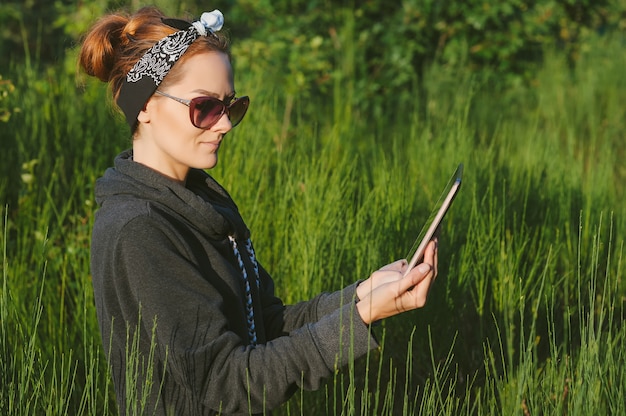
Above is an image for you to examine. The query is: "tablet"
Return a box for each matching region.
[404,163,463,276]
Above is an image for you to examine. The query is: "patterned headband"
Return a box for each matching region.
[116,10,224,130]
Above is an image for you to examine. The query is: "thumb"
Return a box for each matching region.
[402,263,432,289]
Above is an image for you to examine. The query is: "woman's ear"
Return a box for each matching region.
[136,97,153,125]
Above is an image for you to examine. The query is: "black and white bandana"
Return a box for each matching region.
[116,10,224,130]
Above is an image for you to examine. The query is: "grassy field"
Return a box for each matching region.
[1,25,625,415]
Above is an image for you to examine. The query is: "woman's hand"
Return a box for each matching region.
[355,239,438,325]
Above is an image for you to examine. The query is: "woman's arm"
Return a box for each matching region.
[256,262,361,339]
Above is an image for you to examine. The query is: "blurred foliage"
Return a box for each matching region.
[226,0,625,117]
[0,0,624,119]
[0,75,18,122]
[238,0,624,121]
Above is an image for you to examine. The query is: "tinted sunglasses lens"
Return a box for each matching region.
[191,97,224,129]
[228,97,249,127]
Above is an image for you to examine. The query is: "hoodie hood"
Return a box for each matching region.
[95,149,249,241]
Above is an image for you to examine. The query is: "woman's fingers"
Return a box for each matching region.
[357,260,408,301]
[423,239,438,280]
[357,241,439,323]
[407,264,434,307]
[378,259,407,272]
[395,262,433,312]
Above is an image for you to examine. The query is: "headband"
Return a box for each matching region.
[116,9,224,130]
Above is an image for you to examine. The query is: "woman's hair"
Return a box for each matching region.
[78,6,230,100]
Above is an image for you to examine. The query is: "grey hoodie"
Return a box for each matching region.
[90,150,377,415]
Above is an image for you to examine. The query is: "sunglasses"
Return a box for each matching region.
[155,90,249,129]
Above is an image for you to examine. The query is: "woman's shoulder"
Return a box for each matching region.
[93,197,161,240]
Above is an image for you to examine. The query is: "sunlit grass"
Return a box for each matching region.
[0,27,624,415]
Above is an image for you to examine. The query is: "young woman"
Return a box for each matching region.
[80,6,437,415]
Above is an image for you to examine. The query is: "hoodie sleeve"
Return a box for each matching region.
[255,262,363,340]
[97,212,378,415]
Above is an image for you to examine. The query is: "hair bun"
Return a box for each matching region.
[79,14,129,82]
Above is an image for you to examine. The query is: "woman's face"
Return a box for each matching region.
[134,51,236,182]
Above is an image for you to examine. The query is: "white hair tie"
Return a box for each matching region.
[193,9,224,36]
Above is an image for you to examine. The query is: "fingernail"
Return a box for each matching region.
[417,263,431,274]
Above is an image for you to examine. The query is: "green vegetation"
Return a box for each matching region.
[1,1,625,414]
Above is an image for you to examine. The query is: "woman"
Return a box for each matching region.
[80,6,437,416]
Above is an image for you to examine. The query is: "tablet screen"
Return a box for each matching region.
[404,164,463,276]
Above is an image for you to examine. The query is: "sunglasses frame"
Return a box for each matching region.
[155,90,249,129]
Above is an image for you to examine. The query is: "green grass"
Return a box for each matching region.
[1,26,625,415]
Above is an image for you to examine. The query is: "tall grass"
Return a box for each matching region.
[1,21,624,415]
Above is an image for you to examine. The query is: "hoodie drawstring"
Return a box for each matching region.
[228,236,260,346]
